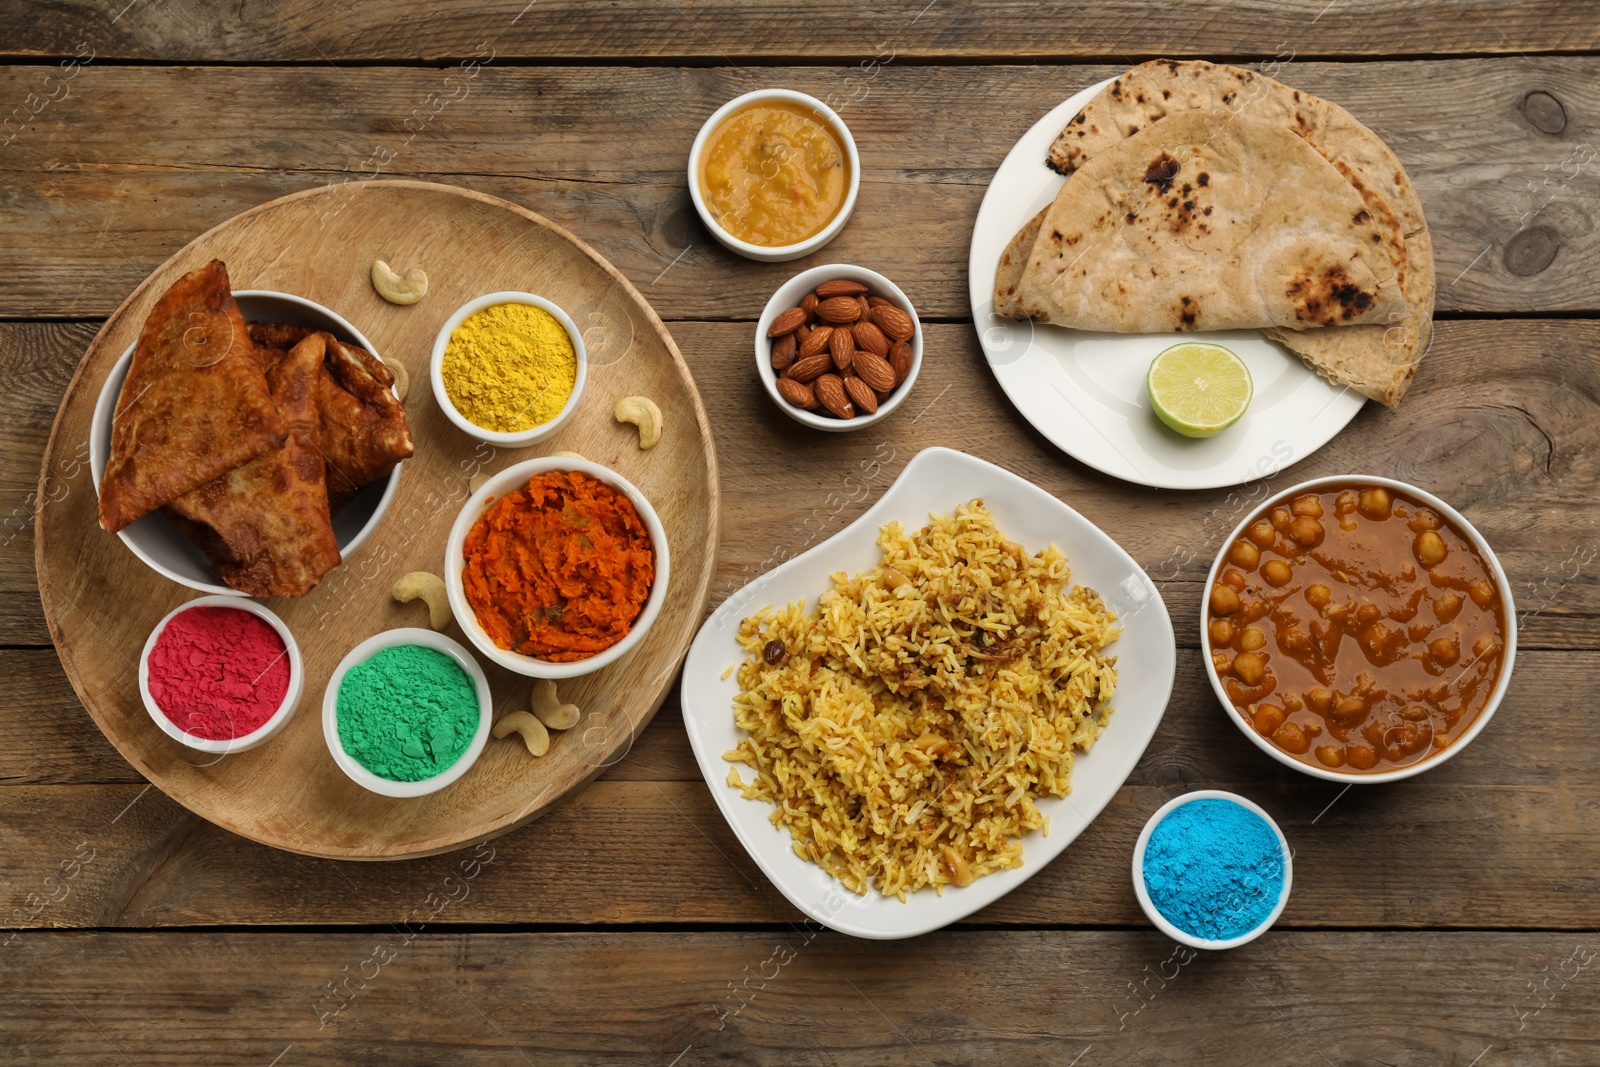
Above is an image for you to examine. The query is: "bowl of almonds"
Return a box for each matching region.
[757,264,923,431]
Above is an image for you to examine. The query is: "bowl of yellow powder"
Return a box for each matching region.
[430,292,587,445]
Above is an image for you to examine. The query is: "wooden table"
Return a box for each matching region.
[3,4,1597,1062]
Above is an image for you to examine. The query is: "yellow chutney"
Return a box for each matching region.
[698,100,850,247]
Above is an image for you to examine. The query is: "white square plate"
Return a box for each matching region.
[679,447,1176,938]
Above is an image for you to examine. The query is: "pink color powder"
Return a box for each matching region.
[146,606,291,740]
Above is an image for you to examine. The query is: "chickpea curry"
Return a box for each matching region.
[698,100,850,247]
[1206,484,1506,773]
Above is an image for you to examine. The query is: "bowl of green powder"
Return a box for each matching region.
[430,291,588,446]
[1132,790,1293,951]
[322,628,493,798]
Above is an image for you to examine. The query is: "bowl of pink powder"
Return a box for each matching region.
[139,596,303,754]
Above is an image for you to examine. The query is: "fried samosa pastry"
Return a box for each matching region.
[98,260,287,532]
[164,333,341,598]
[247,323,413,509]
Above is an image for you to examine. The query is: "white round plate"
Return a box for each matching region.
[680,447,1176,939]
[967,78,1366,491]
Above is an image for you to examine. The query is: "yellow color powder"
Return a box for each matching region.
[441,302,578,432]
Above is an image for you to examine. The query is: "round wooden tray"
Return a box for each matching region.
[36,180,719,859]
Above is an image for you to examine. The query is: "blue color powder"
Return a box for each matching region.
[1142,798,1285,942]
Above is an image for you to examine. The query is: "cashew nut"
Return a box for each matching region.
[370,259,429,305]
[530,679,580,730]
[493,711,549,756]
[469,472,491,494]
[614,396,662,449]
[392,571,451,630]
[386,357,410,402]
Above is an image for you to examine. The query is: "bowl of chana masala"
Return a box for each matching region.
[1203,476,1515,783]
[445,457,670,679]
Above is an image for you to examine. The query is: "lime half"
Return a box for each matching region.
[1147,342,1253,438]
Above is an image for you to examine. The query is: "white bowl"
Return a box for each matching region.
[139,595,304,754]
[687,88,861,262]
[1132,790,1293,951]
[1202,475,1518,784]
[444,457,671,679]
[322,627,493,798]
[756,264,924,433]
[429,291,588,447]
[89,289,405,597]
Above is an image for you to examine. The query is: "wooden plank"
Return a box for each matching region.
[0,60,1595,317]
[7,319,1598,647]
[2,643,1596,928]
[5,0,1596,61]
[2,930,1597,1064]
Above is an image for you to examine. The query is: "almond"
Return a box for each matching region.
[776,377,819,410]
[829,326,856,372]
[867,295,891,309]
[854,350,896,393]
[770,333,797,372]
[851,320,889,358]
[816,296,862,324]
[870,305,915,342]
[814,374,854,419]
[856,295,872,320]
[799,325,834,359]
[768,307,807,337]
[787,353,832,383]
[888,341,913,384]
[795,322,811,346]
[844,375,879,414]
[816,279,868,299]
[800,292,820,317]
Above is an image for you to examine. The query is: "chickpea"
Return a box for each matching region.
[1400,562,1417,583]
[1339,516,1359,533]
[1282,628,1310,653]
[1415,530,1448,567]
[1333,693,1367,722]
[1230,539,1262,570]
[1272,720,1311,754]
[1411,509,1441,531]
[1242,598,1270,623]
[1282,692,1304,712]
[1209,618,1236,647]
[1288,516,1325,548]
[1238,627,1267,652]
[1358,487,1392,519]
[1222,568,1248,591]
[1469,579,1496,609]
[1305,583,1332,609]
[1262,559,1293,587]
[1356,603,1382,626]
[1233,651,1267,686]
[1212,652,1231,675]
[1434,592,1463,622]
[1210,584,1241,616]
[1335,490,1358,514]
[1315,744,1347,768]
[1270,506,1293,531]
[1362,622,1392,657]
[1306,687,1333,714]
[1347,745,1379,771]
[1408,621,1432,642]
[1472,635,1499,659]
[1429,636,1460,666]
[1249,521,1277,548]
[1291,494,1325,518]
[1253,703,1285,736]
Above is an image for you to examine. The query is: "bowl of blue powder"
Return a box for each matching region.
[1133,791,1292,950]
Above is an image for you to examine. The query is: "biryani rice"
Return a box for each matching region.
[725,499,1120,899]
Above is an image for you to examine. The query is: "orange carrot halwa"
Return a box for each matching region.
[462,470,655,661]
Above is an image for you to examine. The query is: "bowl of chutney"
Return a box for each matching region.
[1202,476,1516,783]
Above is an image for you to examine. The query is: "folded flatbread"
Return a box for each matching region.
[1014,113,1407,335]
[247,323,414,509]
[1020,59,1434,408]
[97,260,287,532]
[164,333,341,598]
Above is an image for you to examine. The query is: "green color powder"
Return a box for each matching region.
[336,645,480,782]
